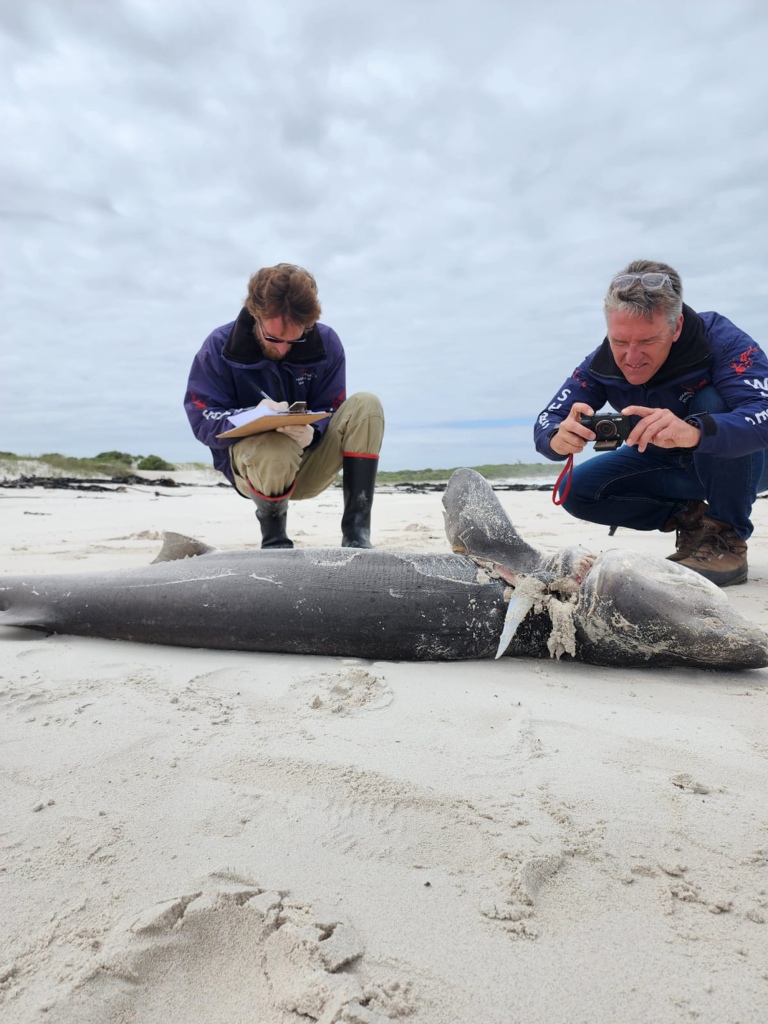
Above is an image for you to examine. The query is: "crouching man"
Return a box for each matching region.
[185,263,385,549]
[533,259,768,586]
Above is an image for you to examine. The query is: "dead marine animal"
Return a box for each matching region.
[1,469,766,670]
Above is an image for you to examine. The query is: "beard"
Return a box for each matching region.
[253,327,288,362]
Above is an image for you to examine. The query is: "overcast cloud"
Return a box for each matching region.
[2,0,768,471]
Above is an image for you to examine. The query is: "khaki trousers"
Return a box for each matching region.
[230,391,384,500]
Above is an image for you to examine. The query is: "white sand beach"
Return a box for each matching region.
[2,473,768,1023]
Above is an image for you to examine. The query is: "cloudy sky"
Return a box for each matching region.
[3,0,768,472]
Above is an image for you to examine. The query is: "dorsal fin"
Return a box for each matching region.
[151,532,217,563]
[442,468,544,574]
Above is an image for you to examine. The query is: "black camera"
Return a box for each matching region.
[580,413,632,451]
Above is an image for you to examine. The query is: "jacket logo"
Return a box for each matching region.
[731,345,759,375]
[547,387,572,413]
[743,377,768,395]
[202,408,241,421]
[678,380,708,404]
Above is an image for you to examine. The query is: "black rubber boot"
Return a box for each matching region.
[341,455,378,548]
[248,484,294,549]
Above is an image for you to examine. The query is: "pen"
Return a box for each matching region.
[254,384,277,403]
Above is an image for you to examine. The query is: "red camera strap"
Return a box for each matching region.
[552,453,574,506]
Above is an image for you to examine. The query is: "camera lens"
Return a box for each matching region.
[596,420,617,438]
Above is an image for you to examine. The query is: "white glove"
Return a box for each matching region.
[257,398,288,413]
[277,423,314,448]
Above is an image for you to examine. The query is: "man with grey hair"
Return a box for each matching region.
[533,259,768,586]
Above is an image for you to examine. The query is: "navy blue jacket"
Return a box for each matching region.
[534,305,768,461]
[184,308,346,483]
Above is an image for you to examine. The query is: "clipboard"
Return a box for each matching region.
[216,410,331,440]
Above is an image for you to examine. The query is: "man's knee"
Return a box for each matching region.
[559,483,593,519]
[233,432,297,469]
[561,463,599,505]
[333,392,384,455]
[343,392,384,420]
[230,433,301,497]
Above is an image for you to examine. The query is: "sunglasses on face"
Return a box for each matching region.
[258,319,310,344]
[611,272,673,291]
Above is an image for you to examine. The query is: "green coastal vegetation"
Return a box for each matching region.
[0,451,176,476]
[375,462,556,483]
[0,451,556,482]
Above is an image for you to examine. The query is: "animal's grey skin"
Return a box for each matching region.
[572,548,768,668]
[444,468,596,586]
[0,548,526,661]
[1,469,767,669]
[443,465,543,575]
[444,469,768,671]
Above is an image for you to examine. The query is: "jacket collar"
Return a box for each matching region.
[589,303,711,386]
[222,307,326,366]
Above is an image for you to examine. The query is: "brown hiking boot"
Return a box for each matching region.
[661,500,709,561]
[677,515,748,587]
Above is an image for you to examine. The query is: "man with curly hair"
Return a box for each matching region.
[185,264,384,549]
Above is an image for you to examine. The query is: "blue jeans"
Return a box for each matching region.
[560,388,766,540]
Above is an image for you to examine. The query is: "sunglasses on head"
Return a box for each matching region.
[611,272,673,291]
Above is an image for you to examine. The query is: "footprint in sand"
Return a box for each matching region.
[303,667,393,716]
[44,882,415,1023]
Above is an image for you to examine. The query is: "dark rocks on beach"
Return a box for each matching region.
[2,475,555,495]
[0,474,184,492]
[390,481,554,494]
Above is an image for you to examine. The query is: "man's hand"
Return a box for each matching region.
[256,397,288,413]
[622,405,701,452]
[549,402,597,456]
[257,398,314,447]
[277,423,314,447]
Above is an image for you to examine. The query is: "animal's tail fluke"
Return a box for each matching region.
[0,581,55,633]
[151,532,217,564]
